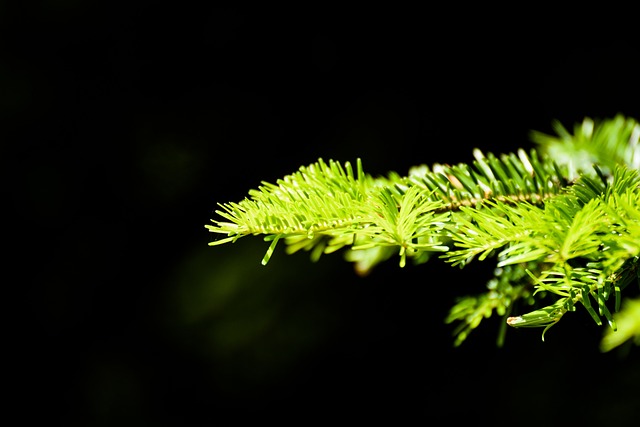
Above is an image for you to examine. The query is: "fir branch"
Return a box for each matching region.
[206,158,450,267]
[207,147,566,271]
[445,163,640,342]
[206,114,640,350]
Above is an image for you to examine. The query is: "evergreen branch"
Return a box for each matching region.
[445,163,640,342]
[206,115,640,350]
[207,147,566,271]
[206,158,450,267]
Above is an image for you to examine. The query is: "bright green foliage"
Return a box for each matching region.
[600,297,640,352]
[206,114,640,351]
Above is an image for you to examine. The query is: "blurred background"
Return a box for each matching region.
[4,3,640,425]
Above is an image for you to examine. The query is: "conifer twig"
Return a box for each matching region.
[206,114,640,350]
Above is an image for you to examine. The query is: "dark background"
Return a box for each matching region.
[4,3,640,426]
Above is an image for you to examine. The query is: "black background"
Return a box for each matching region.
[4,3,640,426]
